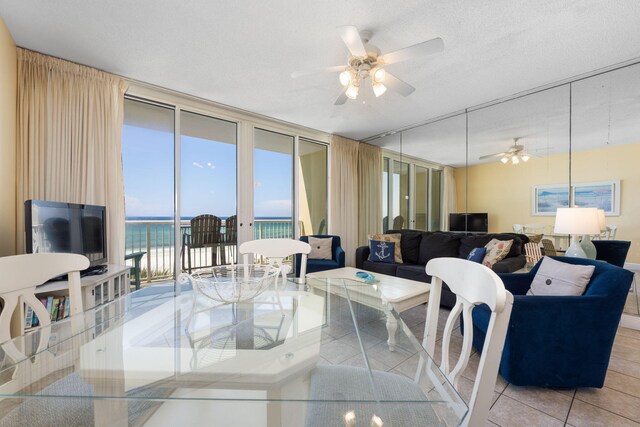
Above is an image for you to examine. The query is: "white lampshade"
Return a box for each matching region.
[345,84,359,99]
[339,70,351,87]
[372,82,387,97]
[597,209,606,232]
[554,207,601,235]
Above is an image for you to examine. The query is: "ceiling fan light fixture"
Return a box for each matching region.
[372,67,386,83]
[372,82,387,97]
[521,154,530,162]
[346,83,359,99]
[339,70,352,87]
[511,155,520,165]
[500,156,509,164]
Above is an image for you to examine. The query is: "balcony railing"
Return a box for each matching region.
[124,218,293,283]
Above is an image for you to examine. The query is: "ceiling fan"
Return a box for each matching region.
[291,26,444,105]
[479,138,537,165]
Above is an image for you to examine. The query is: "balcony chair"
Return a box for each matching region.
[306,258,513,427]
[181,214,223,273]
[295,235,345,277]
[222,215,237,265]
[392,215,405,230]
[593,239,631,267]
[471,256,634,388]
[541,238,557,256]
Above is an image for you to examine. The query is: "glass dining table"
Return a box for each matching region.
[0,277,468,426]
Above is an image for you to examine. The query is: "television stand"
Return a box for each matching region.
[82,265,108,277]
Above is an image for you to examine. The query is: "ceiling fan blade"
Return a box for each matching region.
[337,25,367,57]
[380,37,444,65]
[334,88,348,105]
[384,72,415,97]
[479,152,508,160]
[291,65,346,79]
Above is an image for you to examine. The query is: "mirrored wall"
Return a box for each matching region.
[367,61,640,316]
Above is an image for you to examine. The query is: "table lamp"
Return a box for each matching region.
[579,209,606,259]
[554,207,601,258]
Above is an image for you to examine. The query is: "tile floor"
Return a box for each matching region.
[320,303,640,426]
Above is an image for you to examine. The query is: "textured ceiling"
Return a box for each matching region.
[2,1,640,141]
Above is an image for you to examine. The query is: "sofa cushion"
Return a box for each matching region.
[362,260,398,276]
[389,230,423,264]
[396,264,431,283]
[418,233,460,265]
[369,233,403,263]
[527,256,595,296]
[369,240,396,263]
[467,247,487,263]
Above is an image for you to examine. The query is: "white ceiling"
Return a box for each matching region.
[2,1,640,142]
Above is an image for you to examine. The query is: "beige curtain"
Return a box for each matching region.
[442,166,457,231]
[330,135,359,266]
[358,143,382,246]
[16,49,128,264]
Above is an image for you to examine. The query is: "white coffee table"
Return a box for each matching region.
[306,267,430,351]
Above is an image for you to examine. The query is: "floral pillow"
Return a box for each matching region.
[482,238,513,268]
[368,233,403,263]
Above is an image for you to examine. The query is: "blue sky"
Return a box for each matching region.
[122,125,293,218]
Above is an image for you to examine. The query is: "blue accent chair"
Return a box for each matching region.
[295,235,345,277]
[470,256,634,388]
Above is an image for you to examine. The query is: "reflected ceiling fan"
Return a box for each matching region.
[291,26,444,105]
[479,138,537,165]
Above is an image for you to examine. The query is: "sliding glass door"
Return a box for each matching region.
[180,110,237,269]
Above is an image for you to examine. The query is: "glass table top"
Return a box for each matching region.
[0,277,467,426]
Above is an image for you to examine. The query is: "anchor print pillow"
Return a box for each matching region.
[369,240,396,263]
[368,233,403,263]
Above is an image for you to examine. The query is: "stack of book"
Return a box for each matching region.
[24,296,72,328]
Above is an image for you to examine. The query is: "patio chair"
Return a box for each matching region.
[222,215,237,265]
[524,242,542,268]
[392,215,404,229]
[541,238,557,256]
[182,214,223,273]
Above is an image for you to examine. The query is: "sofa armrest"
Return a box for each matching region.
[497,272,535,296]
[334,246,346,267]
[355,246,370,269]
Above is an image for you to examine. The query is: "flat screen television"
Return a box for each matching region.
[449,213,488,233]
[25,200,107,267]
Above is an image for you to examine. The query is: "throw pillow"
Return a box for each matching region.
[467,247,487,263]
[527,256,595,296]
[368,233,403,263]
[308,236,333,260]
[369,240,396,263]
[482,238,513,268]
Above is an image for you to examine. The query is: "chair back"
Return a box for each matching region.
[606,225,618,240]
[190,214,222,247]
[239,238,311,278]
[225,215,237,244]
[392,215,404,230]
[541,238,557,256]
[422,258,513,427]
[512,224,523,233]
[317,219,326,235]
[593,240,631,267]
[524,242,542,267]
[0,254,89,360]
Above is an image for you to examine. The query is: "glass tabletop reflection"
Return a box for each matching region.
[0,277,467,427]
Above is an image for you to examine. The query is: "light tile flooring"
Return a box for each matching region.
[320,303,640,427]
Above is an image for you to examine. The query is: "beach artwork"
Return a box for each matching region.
[532,185,570,216]
[573,180,620,215]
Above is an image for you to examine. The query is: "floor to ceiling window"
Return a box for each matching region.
[382,155,443,232]
[122,98,175,283]
[122,94,329,285]
[180,110,237,270]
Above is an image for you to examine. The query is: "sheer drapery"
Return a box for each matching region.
[16,49,128,264]
[329,135,359,266]
[442,166,457,231]
[358,143,382,246]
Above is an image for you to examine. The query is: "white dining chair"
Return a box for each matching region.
[523,223,545,234]
[239,238,311,280]
[606,225,618,240]
[512,223,524,233]
[417,257,513,427]
[0,253,89,394]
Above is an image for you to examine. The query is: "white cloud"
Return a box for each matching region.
[192,162,204,168]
